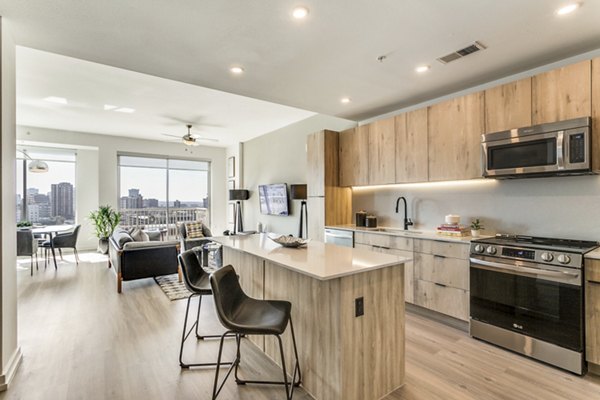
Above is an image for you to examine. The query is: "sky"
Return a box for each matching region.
[119,167,208,202]
[16,160,75,195]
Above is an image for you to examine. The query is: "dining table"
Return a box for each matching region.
[31,224,75,269]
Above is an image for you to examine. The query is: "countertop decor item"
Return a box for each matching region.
[229,189,250,235]
[445,214,460,224]
[268,234,310,248]
[365,215,378,228]
[356,210,367,227]
[470,219,483,238]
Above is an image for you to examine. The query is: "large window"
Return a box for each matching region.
[118,155,210,235]
[16,147,76,225]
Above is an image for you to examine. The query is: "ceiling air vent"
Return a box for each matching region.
[437,41,487,64]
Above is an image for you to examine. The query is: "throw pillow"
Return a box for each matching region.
[185,222,205,239]
[130,228,149,242]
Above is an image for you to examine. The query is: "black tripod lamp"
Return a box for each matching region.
[290,184,307,239]
[229,189,250,235]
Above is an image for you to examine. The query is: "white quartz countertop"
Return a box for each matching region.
[212,233,411,281]
[326,224,493,243]
[585,248,600,260]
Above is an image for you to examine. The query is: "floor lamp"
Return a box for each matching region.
[229,189,249,235]
[291,184,307,239]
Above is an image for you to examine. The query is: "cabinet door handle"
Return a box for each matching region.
[372,245,391,250]
[434,282,447,288]
[589,280,600,285]
[434,254,446,259]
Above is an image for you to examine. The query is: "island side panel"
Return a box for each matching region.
[263,260,342,400]
[222,247,265,351]
[340,263,405,400]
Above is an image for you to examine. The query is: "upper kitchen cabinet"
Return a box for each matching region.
[368,117,396,185]
[395,109,428,183]
[307,130,339,197]
[484,78,532,133]
[339,126,369,187]
[428,92,485,181]
[532,60,591,125]
[592,57,600,171]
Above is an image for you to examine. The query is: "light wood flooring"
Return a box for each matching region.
[3,253,600,400]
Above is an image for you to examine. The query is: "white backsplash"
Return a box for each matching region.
[352,175,600,241]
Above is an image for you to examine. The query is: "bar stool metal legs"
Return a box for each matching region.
[211,318,302,400]
[178,293,233,368]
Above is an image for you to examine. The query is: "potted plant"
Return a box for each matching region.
[17,220,32,229]
[470,218,483,238]
[89,205,121,254]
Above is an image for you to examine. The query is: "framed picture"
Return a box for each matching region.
[227,156,235,178]
[228,179,235,191]
[228,203,236,224]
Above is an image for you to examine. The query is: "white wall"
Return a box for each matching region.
[0,17,20,390]
[17,126,227,249]
[243,114,356,235]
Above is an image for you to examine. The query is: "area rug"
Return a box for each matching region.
[154,274,191,301]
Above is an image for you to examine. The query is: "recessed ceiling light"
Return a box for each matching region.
[556,3,580,15]
[44,96,67,104]
[340,97,351,104]
[415,65,430,73]
[104,104,117,110]
[292,6,309,19]
[230,66,244,74]
[115,107,135,113]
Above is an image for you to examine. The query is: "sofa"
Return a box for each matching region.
[109,228,180,293]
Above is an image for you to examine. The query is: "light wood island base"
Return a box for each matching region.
[222,244,406,400]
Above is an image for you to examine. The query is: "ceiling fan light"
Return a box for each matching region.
[183,137,196,146]
[28,159,49,173]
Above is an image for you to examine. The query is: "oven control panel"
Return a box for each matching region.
[470,243,582,268]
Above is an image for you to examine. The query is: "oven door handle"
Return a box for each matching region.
[469,258,579,278]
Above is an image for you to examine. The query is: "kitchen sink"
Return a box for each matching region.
[373,228,422,234]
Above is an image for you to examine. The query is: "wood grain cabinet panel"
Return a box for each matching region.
[395,109,428,183]
[484,78,532,133]
[368,117,396,184]
[532,60,591,124]
[307,130,340,197]
[354,232,413,251]
[414,253,469,291]
[414,280,469,321]
[339,126,369,187]
[413,239,470,260]
[586,260,600,364]
[592,57,600,171]
[427,92,485,181]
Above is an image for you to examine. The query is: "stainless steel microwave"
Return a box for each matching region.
[481,117,592,178]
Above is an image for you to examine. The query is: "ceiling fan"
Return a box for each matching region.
[161,124,218,146]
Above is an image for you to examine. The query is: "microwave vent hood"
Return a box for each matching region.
[481,117,594,179]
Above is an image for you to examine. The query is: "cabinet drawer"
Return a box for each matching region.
[414,253,468,290]
[414,239,469,259]
[586,259,600,283]
[354,232,413,251]
[414,279,469,321]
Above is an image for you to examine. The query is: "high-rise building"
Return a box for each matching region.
[143,198,159,208]
[120,188,144,209]
[50,182,74,219]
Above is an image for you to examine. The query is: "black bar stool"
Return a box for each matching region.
[209,264,301,400]
[177,249,233,368]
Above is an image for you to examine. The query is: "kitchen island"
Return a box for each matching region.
[213,233,410,400]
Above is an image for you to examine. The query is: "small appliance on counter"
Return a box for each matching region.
[356,210,367,227]
[365,215,378,228]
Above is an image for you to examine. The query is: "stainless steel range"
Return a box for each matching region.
[469,234,598,375]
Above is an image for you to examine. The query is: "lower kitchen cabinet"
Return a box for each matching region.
[586,259,600,365]
[413,239,470,321]
[355,233,414,303]
[414,280,469,321]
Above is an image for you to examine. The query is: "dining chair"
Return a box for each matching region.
[42,225,81,269]
[17,230,39,276]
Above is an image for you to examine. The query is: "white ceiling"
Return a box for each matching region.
[15,47,316,147]
[2,0,600,123]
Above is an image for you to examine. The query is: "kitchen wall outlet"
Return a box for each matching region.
[355,297,364,317]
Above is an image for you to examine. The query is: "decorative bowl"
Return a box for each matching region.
[268,234,310,248]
